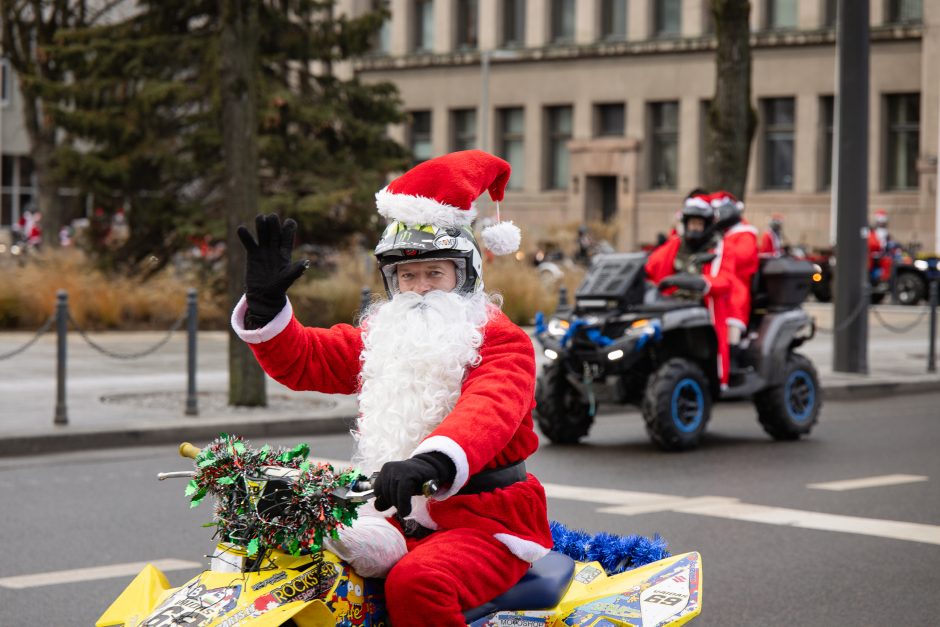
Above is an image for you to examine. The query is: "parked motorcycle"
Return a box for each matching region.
[97,436,702,626]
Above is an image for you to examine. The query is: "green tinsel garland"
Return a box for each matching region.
[187,433,361,557]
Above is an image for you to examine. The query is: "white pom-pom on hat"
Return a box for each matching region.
[482,219,521,255]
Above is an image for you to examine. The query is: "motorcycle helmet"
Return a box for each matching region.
[710,191,744,231]
[681,194,715,250]
[874,208,888,228]
[769,213,784,234]
[374,221,483,296]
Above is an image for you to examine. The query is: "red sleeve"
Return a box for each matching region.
[726,230,759,279]
[645,237,680,284]
[249,317,363,395]
[416,313,538,482]
[758,232,773,254]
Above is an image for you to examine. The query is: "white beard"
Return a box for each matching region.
[353,290,492,474]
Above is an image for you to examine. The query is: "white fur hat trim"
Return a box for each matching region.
[375,187,477,227]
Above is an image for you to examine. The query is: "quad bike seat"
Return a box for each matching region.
[463,551,576,623]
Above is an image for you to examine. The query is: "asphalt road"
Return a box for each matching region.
[2,391,939,626]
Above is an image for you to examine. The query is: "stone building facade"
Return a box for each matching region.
[344,0,938,254]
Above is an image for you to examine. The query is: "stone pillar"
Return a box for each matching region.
[390,0,410,55]
[434,0,454,53]
[576,0,599,44]
[528,0,550,47]
[628,0,648,40]
[479,0,499,50]
[794,93,818,193]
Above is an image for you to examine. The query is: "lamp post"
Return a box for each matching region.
[480,48,521,154]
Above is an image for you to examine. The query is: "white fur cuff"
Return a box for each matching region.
[494,533,551,564]
[230,294,293,344]
[413,435,470,498]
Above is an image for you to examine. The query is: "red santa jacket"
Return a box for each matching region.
[759,230,782,256]
[232,297,553,563]
[645,237,742,385]
[722,221,759,329]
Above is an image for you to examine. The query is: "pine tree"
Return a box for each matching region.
[42,0,406,406]
[0,0,119,247]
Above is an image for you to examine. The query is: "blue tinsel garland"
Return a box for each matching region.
[549,520,670,575]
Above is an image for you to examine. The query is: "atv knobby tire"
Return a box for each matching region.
[642,358,711,451]
[753,353,820,440]
[534,364,594,444]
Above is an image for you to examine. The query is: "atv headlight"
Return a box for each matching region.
[547,318,570,337]
[914,259,929,271]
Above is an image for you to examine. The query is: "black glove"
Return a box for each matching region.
[237,214,309,329]
[659,273,709,293]
[373,452,456,518]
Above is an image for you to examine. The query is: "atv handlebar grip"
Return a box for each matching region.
[179,442,201,459]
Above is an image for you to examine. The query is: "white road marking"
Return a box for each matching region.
[0,559,201,590]
[807,474,928,491]
[543,483,940,547]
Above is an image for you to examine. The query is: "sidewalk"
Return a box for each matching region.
[0,301,937,457]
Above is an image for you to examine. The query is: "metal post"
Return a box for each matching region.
[558,286,569,310]
[185,288,199,416]
[54,290,68,425]
[480,50,490,153]
[832,0,869,374]
[928,279,938,373]
[889,254,899,305]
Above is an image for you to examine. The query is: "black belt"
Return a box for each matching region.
[397,461,528,538]
[457,460,527,495]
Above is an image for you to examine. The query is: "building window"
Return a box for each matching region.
[887,0,922,24]
[550,0,575,43]
[649,101,679,189]
[501,0,526,47]
[413,0,434,52]
[498,107,525,190]
[885,93,920,190]
[451,109,477,151]
[594,103,625,137]
[1,155,36,229]
[654,0,682,37]
[766,0,797,30]
[372,1,391,55]
[409,110,433,165]
[600,0,628,40]
[545,106,573,190]
[819,96,834,190]
[456,0,479,50]
[762,98,795,190]
[823,0,837,27]
[1,58,10,106]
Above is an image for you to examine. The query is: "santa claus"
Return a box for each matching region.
[645,192,746,387]
[710,191,759,372]
[231,150,552,627]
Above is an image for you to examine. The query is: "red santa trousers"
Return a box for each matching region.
[384,526,531,627]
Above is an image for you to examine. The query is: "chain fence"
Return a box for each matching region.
[0,288,199,424]
[67,311,188,359]
[0,315,55,360]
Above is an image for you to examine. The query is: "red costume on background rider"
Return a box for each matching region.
[711,191,759,355]
[867,209,893,282]
[231,151,552,627]
[645,193,745,386]
[758,214,785,256]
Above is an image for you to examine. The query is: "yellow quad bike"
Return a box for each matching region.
[98,440,702,627]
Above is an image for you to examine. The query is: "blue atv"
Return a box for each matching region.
[533,253,820,451]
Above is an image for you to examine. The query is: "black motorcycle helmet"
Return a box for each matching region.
[681,194,715,251]
[711,191,743,232]
[374,221,483,297]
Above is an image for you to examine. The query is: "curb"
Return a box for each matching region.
[820,378,940,401]
[2,379,938,458]
[0,415,356,458]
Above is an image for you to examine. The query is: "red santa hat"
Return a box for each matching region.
[375,150,521,255]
